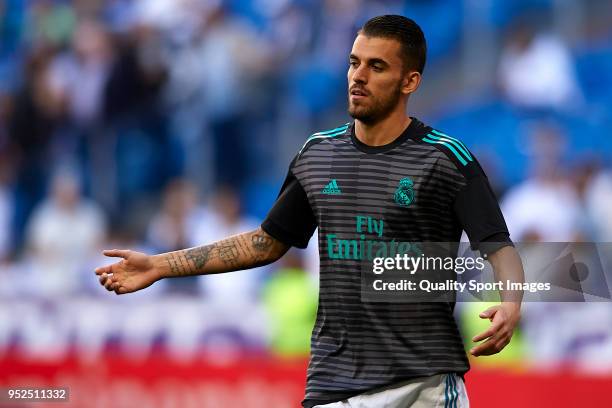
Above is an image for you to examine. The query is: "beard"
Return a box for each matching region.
[348,81,402,125]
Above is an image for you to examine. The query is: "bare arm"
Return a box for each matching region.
[487,245,524,304]
[95,227,290,294]
[159,227,289,277]
[470,245,524,357]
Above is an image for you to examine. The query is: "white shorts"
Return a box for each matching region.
[313,373,469,408]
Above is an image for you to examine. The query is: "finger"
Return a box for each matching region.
[104,277,115,291]
[472,321,503,342]
[94,265,112,275]
[495,337,511,353]
[114,282,131,295]
[472,332,513,356]
[479,306,499,319]
[103,249,131,259]
[99,273,108,286]
[470,338,498,356]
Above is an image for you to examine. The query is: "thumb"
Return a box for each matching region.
[479,306,499,319]
[103,249,132,259]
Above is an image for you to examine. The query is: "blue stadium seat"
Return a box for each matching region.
[575,45,612,106]
[403,0,462,62]
[433,99,526,186]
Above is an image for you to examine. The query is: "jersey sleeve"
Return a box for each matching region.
[452,159,513,255]
[261,158,317,249]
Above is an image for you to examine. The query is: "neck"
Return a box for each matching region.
[354,108,412,147]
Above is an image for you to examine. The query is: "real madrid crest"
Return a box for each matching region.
[394,177,415,207]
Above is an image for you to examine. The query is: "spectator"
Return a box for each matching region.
[146,178,208,294]
[147,178,203,253]
[8,46,61,252]
[190,185,265,303]
[585,169,612,242]
[47,19,113,128]
[0,92,15,262]
[196,4,271,188]
[502,123,583,242]
[0,163,12,262]
[24,169,106,296]
[497,18,581,111]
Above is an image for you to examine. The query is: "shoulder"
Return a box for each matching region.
[413,126,484,179]
[296,122,351,159]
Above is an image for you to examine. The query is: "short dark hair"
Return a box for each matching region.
[359,15,427,74]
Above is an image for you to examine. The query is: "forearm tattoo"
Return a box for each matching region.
[218,241,241,268]
[163,228,288,277]
[185,245,214,271]
[252,233,273,251]
[166,252,190,277]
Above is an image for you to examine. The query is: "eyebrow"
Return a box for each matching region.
[349,54,390,67]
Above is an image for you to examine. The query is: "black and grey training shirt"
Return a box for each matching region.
[261,117,512,407]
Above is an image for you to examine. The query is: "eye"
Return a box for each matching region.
[349,60,358,68]
[372,65,383,72]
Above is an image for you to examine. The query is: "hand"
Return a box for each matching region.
[94,249,161,295]
[470,302,521,357]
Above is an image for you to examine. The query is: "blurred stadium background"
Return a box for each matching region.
[1,0,612,407]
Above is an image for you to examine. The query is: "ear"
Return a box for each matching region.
[401,71,421,95]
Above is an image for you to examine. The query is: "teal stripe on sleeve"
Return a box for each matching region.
[312,123,350,136]
[431,129,473,160]
[299,126,349,155]
[305,128,347,143]
[426,133,473,162]
[422,137,468,166]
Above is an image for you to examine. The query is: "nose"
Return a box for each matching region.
[351,64,368,85]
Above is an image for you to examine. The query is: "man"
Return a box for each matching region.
[96,15,523,408]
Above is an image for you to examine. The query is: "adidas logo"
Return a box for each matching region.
[322,179,342,195]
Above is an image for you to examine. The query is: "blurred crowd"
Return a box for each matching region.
[1,0,612,366]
